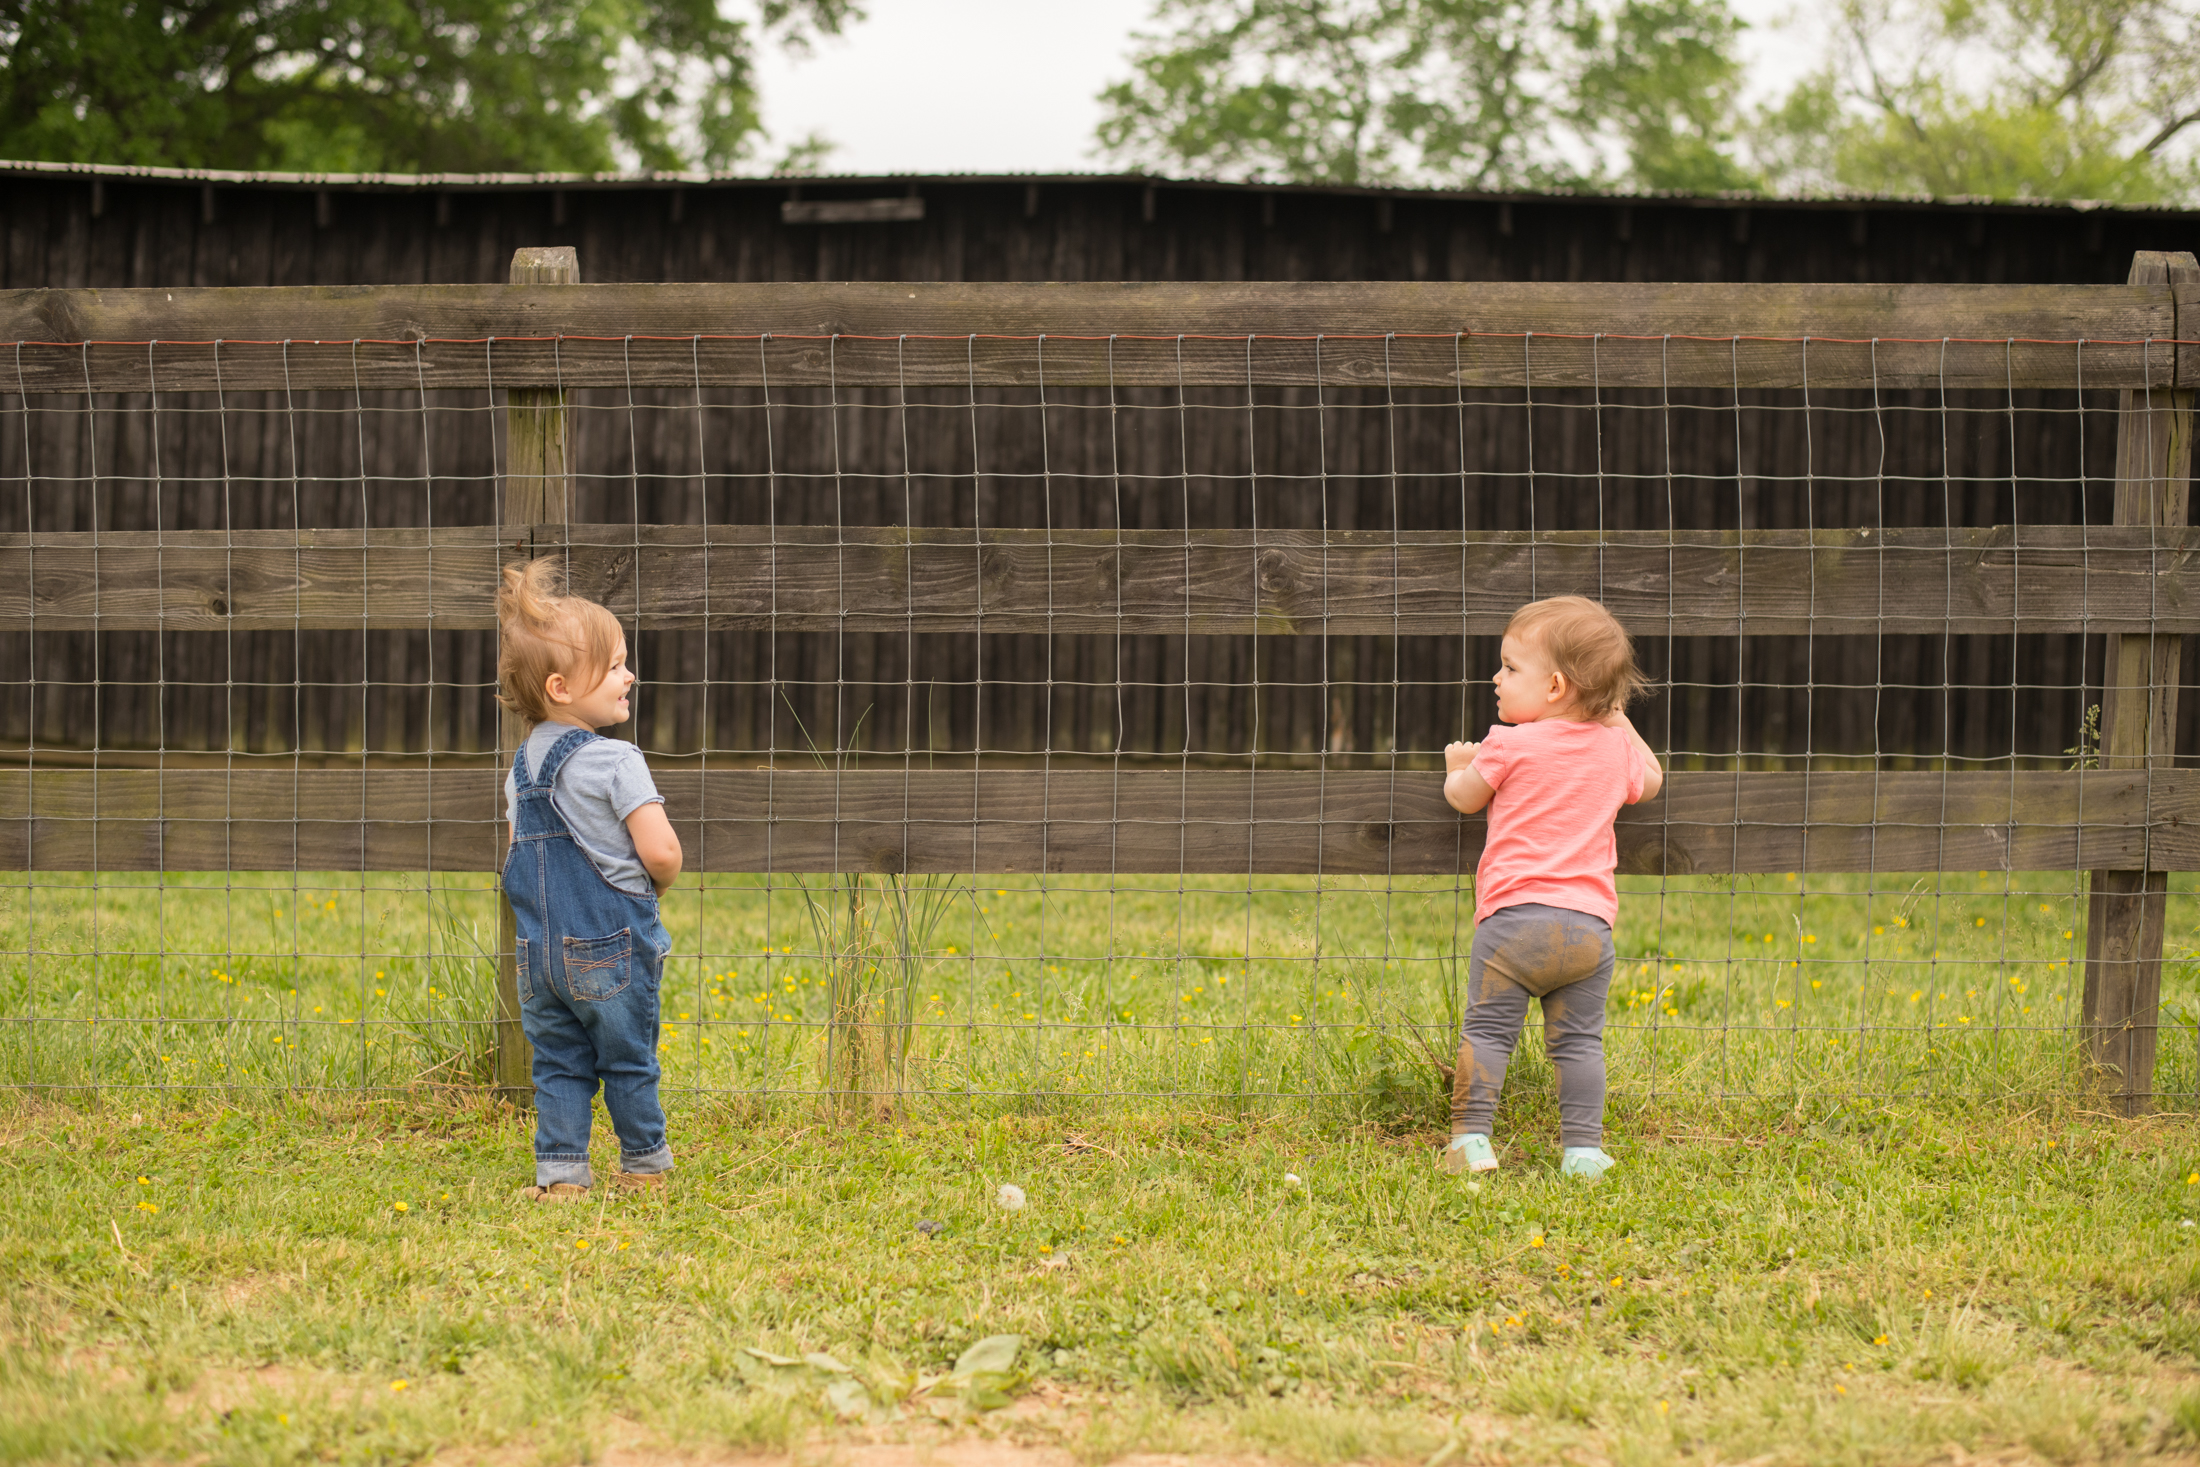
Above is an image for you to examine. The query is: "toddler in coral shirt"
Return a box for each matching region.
[1440,596,1664,1181]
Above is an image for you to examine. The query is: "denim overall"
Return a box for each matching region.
[504,725,674,1188]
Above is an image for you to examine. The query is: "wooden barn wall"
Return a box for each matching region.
[2,174,2194,769]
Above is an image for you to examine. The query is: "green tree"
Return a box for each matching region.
[1569,0,1753,192]
[1754,0,2200,203]
[0,0,860,174]
[1093,0,1757,193]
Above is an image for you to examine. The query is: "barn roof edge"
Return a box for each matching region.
[6,157,2194,218]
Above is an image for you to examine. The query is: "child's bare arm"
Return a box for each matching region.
[1443,740,1495,815]
[1603,710,1665,803]
[625,803,684,894]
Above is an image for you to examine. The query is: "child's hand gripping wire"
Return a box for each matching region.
[1444,739,1495,815]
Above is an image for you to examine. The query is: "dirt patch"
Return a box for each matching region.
[816,1444,1078,1467]
[451,1406,1359,1467]
[590,1446,1296,1467]
[213,1273,279,1312]
[169,1362,310,1416]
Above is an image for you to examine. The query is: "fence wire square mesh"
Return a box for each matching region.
[2,300,2197,1119]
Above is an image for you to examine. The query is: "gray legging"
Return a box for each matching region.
[1451,902,1614,1147]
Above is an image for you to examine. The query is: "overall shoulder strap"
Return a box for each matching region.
[532,726,601,789]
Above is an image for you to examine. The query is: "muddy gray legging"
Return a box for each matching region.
[1451,903,1614,1147]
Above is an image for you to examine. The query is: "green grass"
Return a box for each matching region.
[4,1103,2200,1466]
[5,867,2200,1113]
[8,868,2200,1463]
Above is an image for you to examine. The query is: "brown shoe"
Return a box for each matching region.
[517,1182,591,1202]
[609,1171,668,1192]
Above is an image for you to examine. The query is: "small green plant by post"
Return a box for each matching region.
[2067,703,2102,770]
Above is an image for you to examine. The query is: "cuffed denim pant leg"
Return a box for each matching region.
[520,946,671,1188]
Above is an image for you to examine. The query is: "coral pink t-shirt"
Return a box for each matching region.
[1471,718,1645,927]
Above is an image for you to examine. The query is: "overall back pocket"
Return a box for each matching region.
[562,931,633,1001]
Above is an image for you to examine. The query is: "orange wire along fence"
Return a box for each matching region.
[1,247,2197,1118]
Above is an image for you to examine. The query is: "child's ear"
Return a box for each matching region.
[544,672,571,707]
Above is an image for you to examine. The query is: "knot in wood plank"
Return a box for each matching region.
[574,548,633,601]
[1255,548,1300,599]
[1617,835,1675,876]
[978,544,1017,597]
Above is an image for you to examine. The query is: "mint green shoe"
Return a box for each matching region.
[1560,1146,1616,1181]
[1438,1134,1499,1174]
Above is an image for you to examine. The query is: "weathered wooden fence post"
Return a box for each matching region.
[2083,248,2197,1115]
[494,245,581,1104]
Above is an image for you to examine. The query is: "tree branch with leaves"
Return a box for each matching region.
[1753,0,2200,203]
[0,0,862,173]
[1095,0,1757,193]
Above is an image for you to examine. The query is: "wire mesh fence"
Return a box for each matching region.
[3,262,2197,1118]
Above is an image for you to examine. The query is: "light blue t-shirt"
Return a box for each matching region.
[504,724,664,897]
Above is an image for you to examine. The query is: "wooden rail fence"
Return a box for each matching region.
[7,524,2200,637]
[2,247,2194,1108]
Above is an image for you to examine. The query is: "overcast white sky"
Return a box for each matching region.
[748,0,1829,177]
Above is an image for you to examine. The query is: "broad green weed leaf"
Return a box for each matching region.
[824,1377,871,1419]
[743,1347,806,1367]
[864,1361,917,1400]
[953,1333,1021,1378]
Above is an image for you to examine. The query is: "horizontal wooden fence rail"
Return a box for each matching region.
[1,282,2191,391]
[3,768,2193,876]
[8,523,2198,636]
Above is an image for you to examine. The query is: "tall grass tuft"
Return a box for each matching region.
[400,889,499,1089]
[780,695,966,1119]
[793,870,963,1120]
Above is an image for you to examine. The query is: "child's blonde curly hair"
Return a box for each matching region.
[1506,595,1646,718]
[496,557,623,724]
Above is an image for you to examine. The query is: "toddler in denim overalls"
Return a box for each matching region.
[497,557,685,1201]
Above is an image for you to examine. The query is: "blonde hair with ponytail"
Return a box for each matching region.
[496,557,623,724]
